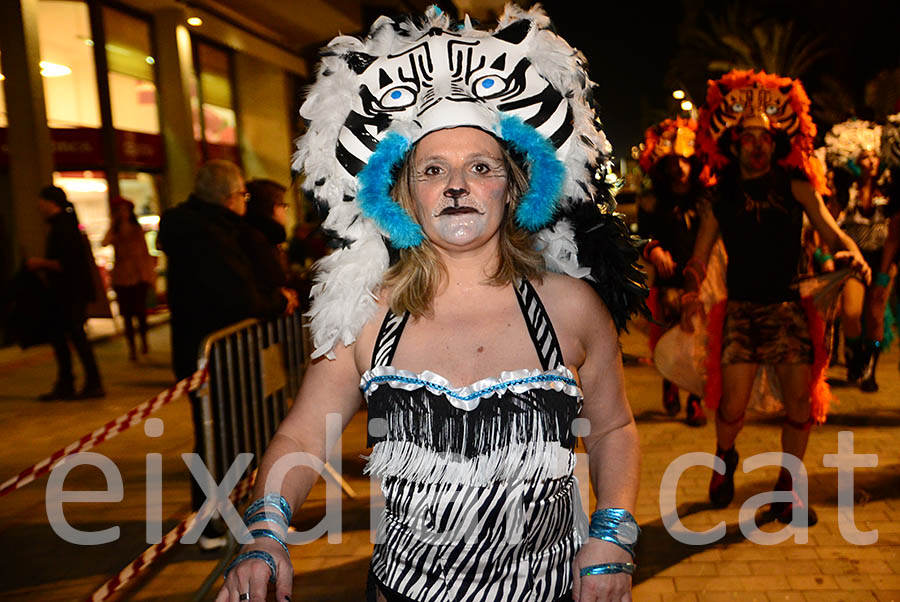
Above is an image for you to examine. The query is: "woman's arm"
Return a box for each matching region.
[216,342,364,602]
[792,180,871,284]
[566,282,639,602]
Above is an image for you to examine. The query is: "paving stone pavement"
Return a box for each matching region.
[0,319,897,602]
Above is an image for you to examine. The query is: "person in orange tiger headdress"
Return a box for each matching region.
[638,117,708,426]
[681,69,870,526]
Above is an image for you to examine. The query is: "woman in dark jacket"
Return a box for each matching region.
[241,179,297,307]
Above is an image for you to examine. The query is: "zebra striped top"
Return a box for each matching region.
[838,185,891,252]
[361,279,586,601]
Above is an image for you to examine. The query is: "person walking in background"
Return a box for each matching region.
[157,160,297,548]
[638,117,708,426]
[682,70,870,526]
[27,185,104,400]
[826,120,898,391]
[102,197,156,361]
[241,179,298,310]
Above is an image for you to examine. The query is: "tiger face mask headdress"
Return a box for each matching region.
[697,69,825,193]
[294,5,623,358]
[639,117,697,173]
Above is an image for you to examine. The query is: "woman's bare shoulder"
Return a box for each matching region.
[533,272,607,318]
[531,272,614,361]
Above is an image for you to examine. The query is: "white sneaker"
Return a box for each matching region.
[198,534,228,551]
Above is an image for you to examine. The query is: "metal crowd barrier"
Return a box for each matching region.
[196,310,356,498]
[197,311,304,482]
[191,311,356,601]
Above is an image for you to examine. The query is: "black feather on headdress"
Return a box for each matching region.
[559,201,649,332]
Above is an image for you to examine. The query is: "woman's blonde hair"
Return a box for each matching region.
[382,139,544,317]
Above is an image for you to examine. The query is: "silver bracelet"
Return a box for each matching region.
[224,550,277,583]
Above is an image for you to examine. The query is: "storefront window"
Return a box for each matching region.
[103,6,159,134]
[37,0,101,128]
[196,42,236,146]
[119,172,160,219]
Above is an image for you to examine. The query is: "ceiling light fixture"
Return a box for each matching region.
[187,16,203,26]
[40,61,72,77]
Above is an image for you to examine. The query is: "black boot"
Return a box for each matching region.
[709,446,739,508]
[77,381,106,399]
[860,341,881,393]
[845,336,865,383]
[662,379,680,416]
[38,381,76,401]
[770,468,818,527]
[685,394,708,427]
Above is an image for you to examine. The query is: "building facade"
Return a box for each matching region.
[0,0,311,282]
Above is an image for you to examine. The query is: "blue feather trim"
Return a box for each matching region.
[499,115,566,231]
[357,132,424,248]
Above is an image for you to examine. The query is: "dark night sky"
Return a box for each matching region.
[536,0,900,159]
[540,2,683,155]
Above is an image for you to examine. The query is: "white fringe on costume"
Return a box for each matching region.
[364,440,575,487]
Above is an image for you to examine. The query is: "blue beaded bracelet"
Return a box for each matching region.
[589,509,640,559]
[580,562,636,577]
[224,550,277,583]
[247,511,290,533]
[249,529,289,557]
[243,493,292,525]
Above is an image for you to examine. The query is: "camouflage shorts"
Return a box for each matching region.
[721,300,813,365]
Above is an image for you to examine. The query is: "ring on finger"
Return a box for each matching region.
[239,593,251,601]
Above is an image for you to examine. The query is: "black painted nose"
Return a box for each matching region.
[444,187,467,201]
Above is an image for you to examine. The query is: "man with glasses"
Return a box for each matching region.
[158,159,298,549]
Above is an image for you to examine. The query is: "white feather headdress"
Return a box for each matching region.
[825,119,883,170]
[294,4,619,358]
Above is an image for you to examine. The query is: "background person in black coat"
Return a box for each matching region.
[158,161,298,545]
[26,185,104,400]
[158,161,297,382]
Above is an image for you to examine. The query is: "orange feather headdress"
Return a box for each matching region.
[639,117,697,173]
[697,69,826,194]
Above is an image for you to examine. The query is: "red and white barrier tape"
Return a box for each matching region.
[86,472,256,602]
[87,510,198,602]
[0,366,208,498]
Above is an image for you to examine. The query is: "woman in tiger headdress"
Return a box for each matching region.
[638,117,708,426]
[681,70,870,527]
[826,118,900,391]
[216,6,648,602]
